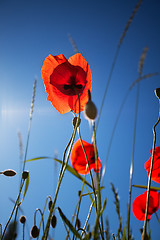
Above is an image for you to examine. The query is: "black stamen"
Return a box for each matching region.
[76,84,83,89]
[64,84,71,90]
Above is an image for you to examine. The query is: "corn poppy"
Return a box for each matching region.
[70,139,101,175]
[144,146,160,183]
[41,53,92,114]
[132,190,160,221]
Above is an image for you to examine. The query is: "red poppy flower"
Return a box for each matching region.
[144,146,160,183]
[70,139,101,175]
[132,190,160,221]
[41,53,92,114]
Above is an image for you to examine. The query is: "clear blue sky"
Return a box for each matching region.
[0,0,160,239]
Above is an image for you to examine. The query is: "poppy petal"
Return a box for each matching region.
[70,139,101,175]
[41,53,92,114]
[145,146,160,184]
[132,190,159,221]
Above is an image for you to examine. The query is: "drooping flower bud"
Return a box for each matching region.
[22,171,29,180]
[76,218,81,229]
[1,169,17,177]
[51,215,57,228]
[84,100,97,120]
[30,225,39,238]
[72,117,81,127]
[48,199,52,211]
[84,90,97,120]
[19,215,26,224]
[155,88,160,100]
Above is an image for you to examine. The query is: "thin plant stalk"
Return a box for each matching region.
[23,224,25,240]
[142,102,160,240]
[92,121,104,240]
[1,179,25,239]
[77,128,98,212]
[96,0,142,131]
[101,72,159,184]
[127,83,140,239]
[42,90,81,239]
[81,201,94,238]
[72,174,86,240]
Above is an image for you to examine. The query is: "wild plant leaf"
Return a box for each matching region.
[99,198,107,217]
[122,223,126,240]
[26,157,92,189]
[81,187,105,197]
[133,184,160,191]
[58,207,81,239]
[20,173,29,205]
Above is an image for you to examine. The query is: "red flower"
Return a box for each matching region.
[132,190,160,221]
[41,53,92,114]
[144,146,160,183]
[70,139,101,175]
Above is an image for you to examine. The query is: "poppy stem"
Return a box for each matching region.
[72,175,86,240]
[1,179,25,240]
[142,101,160,240]
[92,121,104,240]
[42,90,81,240]
[77,128,98,211]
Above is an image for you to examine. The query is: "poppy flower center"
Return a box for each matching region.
[50,63,86,96]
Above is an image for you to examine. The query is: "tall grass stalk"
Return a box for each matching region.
[127,83,139,239]
[96,0,142,131]
[127,46,148,239]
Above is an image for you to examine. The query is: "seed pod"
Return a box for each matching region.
[155,88,160,100]
[22,171,29,179]
[30,225,39,238]
[19,215,26,224]
[2,169,16,177]
[84,100,97,120]
[48,200,52,211]
[72,117,81,127]
[51,215,57,228]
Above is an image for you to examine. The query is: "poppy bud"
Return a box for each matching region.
[72,117,81,127]
[2,169,16,177]
[84,100,97,120]
[19,215,26,224]
[51,215,57,228]
[22,171,29,179]
[48,200,52,211]
[76,218,81,229]
[78,190,82,197]
[155,88,160,100]
[30,225,39,238]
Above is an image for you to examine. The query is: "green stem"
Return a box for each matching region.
[42,90,81,240]
[92,121,104,240]
[77,128,98,212]
[1,179,25,240]
[127,83,139,239]
[73,175,86,240]
[142,102,160,239]
[81,201,94,238]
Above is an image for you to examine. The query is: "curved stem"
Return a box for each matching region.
[1,179,25,239]
[142,102,160,239]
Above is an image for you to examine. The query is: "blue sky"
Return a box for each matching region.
[0,0,160,239]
